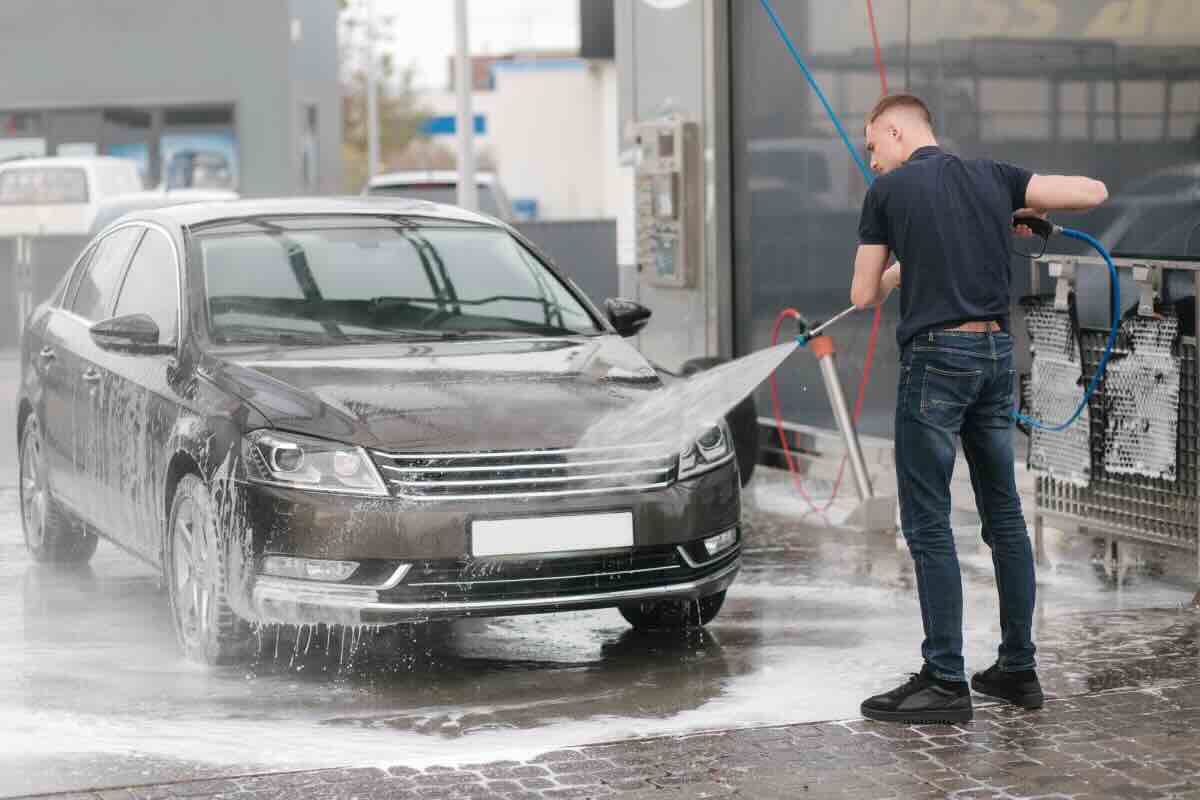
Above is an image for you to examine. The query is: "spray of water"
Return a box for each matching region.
[576,342,799,452]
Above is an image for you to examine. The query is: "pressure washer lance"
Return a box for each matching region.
[794,216,1060,348]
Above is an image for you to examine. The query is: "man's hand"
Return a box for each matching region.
[1013,208,1048,238]
[881,263,901,296]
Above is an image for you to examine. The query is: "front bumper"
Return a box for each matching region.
[252,549,741,626]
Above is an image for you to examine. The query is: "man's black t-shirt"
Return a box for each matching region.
[857,145,1033,347]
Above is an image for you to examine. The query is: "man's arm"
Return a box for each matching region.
[850,244,892,309]
[1025,174,1108,212]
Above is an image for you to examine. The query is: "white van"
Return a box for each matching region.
[364,170,516,223]
[0,156,143,236]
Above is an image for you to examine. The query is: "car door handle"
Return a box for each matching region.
[81,367,102,384]
[38,346,56,363]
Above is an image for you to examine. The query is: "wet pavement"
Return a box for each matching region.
[4,347,1200,799]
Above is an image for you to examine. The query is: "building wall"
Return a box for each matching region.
[0,0,341,196]
[288,0,344,196]
[418,60,624,222]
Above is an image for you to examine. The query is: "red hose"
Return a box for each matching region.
[865,0,890,94]
[767,0,888,513]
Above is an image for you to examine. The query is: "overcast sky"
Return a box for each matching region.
[377,1,581,90]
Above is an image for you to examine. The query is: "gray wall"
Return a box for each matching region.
[0,0,341,196]
[615,0,732,372]
[288,0,344,195]
[517,220,618,306]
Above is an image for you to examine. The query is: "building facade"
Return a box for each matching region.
[0,0,342,196]
[418,56,625,221]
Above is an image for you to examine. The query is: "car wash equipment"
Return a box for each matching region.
[805,333,896,530]
[1009,216,1121,432]
[796,305,858,347]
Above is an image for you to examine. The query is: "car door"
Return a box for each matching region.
[36,245,96,519]
[102,225,183,559]
[62,225,143,536]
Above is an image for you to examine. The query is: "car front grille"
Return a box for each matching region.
[369,443,678,501]
[376,545,738,603]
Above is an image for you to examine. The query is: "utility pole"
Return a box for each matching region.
[365,0,380,180]
[455,0,478,211]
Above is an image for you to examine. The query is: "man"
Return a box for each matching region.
[851,93,1108,724]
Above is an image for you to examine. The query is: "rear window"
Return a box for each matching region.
[0,167,89,205]
[198,221,600,344]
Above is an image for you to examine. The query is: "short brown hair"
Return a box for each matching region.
[867,93,933,128]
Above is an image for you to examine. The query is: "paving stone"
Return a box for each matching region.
[27,657,1200,800]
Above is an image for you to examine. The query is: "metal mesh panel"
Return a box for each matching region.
[1036,330,1198,552]
[1102,313,1180,481]
[1024,298,1091,486]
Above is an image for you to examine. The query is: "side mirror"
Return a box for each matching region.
[604,298,652,338]
[90,314,173,355]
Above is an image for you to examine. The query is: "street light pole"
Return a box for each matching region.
[365,0,380,180]
[455,0,478,211]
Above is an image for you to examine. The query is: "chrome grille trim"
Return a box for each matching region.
[377,453,671,474]
[372,442,671,460]
[406,563,682,588]
[386,467,670,489]
[370,443,678,500]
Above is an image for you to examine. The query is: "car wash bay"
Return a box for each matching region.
[1,345,1195,797]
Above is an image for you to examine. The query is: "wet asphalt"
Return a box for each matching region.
[1,350,1196,798]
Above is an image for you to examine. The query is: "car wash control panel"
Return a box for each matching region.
[635,118,702,289]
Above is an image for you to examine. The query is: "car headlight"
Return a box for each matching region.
[243,430,388,496]
[678,420,734,480]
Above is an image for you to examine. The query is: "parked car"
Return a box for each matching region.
[364,170,515,223]
[16,197,742,664]
[0,156,144,236]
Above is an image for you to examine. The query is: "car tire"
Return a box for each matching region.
[165,473,254,665]
[619,590,726,631]
[19,415,98,564]
[679,357,758,486]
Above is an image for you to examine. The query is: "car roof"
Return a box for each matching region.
[367,170,498,187]
[126,196,504,230]
[0,156,136,171]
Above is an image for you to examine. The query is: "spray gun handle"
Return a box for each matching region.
[1013,215,1057,239]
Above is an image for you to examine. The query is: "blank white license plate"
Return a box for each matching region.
[471,512,634,558]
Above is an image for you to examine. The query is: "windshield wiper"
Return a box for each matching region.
[211,329,337,346]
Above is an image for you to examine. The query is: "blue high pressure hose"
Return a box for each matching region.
[758,0,1121,432]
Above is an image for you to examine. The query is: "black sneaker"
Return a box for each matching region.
[861,666,973,724]
[971,664,1044,709]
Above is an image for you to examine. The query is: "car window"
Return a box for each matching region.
[70,227,142,321]
[60,245,96,308]
[114,228,180,344]
[199,222,601,342]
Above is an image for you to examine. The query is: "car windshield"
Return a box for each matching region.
[367,183,503,218]
[198,220,602,343]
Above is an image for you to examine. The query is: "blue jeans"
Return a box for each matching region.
[895,330,1037,682]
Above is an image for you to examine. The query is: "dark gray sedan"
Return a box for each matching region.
[16,198,741,664]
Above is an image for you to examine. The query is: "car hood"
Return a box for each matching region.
[201,335,665,452]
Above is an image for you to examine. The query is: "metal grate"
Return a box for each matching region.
[1036,329,1199,552]
[1024,297,1092,487]
[370,443,678,501]
[1102,313,1180,481]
